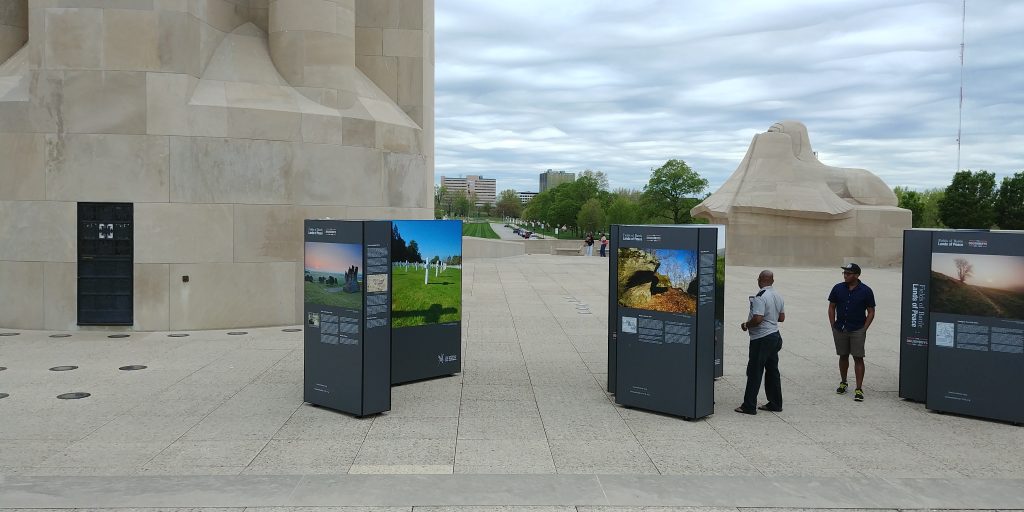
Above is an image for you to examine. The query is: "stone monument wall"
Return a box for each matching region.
[0,0,434,331]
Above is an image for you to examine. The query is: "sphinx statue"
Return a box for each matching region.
[691,121,910,267]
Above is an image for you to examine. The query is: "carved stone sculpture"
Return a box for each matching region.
[0,0,434,330]
[691,121,910,267]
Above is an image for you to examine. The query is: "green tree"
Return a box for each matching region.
[995,171,1024,229]
[605,193,640,226]
[521,174,608,235]
[522,190,552,223]
[495,189,522,219]
[479,202,494,217]
[434,185,454,218]
[453,194,471,217]
[939,170,997,229]
[919,188,945,228]
[580,169,610,192]
[576,198,605,234]
[894,186,924,228]
[641,159,709,224]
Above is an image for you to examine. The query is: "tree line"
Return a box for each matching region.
[437,163,1023,233]
[514,160,710,236]
[896,170,1024,230]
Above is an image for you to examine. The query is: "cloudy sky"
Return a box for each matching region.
[433,1,1024,194]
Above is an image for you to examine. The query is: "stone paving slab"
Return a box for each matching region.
[2,255,1024,509]
[2,475,1024,509]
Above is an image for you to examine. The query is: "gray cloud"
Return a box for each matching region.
[435,1,1024,193]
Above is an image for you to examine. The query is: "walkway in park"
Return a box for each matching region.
[490,222,522,240]
[1,255,1023,510]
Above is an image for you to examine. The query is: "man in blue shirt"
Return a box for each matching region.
[827,263,875,402]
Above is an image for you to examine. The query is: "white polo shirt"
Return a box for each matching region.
[748,285,784,340]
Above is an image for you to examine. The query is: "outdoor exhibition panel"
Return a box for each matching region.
[898,229,933,402]
[899,229,1024,424]
[389,220,463,384]
[608,224,722,420]
[303,220,391,417]
[713,225,725,379]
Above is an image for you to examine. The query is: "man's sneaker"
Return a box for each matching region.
[836,381,848,394]
[854,388,864,402]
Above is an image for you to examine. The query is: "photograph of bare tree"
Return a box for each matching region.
[930,253,1024,319]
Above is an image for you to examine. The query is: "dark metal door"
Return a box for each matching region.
[78,203,133,326]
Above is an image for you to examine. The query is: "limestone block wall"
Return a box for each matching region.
[0,0,434,331]
[0,0,28,63]
[703,207,909,268]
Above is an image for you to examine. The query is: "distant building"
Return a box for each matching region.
[440,175,497,206]
[539,170,575,192]
[517,191,538,204]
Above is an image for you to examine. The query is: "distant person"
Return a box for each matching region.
[828,263,875,402]
[584,233,594,256]
[735,270,785,415]
[599,234,608,257]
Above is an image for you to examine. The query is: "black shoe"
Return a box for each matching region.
[758,404,782,412]
[854,388,864,402]
[734,406,756,415]
[836,381,848,394]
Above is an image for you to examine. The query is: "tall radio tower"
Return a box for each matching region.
[956,0,966,173]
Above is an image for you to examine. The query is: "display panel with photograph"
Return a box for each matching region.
[900,229,1024,423]
[617,247,699,315]
[930,252,1024,319]
[304,241,363,311]
[390,220,463,327]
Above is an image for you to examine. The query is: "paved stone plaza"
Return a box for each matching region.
[2,255,1023,509]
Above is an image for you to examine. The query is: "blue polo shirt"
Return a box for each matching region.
[828,280,876,332]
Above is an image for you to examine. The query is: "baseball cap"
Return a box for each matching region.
[840,263,861,274]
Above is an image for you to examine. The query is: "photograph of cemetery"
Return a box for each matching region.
[617,247,699,315]
[391,221,463,327]
[304,242,364,311]
[930,252,1024,319]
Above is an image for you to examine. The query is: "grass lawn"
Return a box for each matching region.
[463,222,500,239]
[392,265,462,327]
[304,281,362,310]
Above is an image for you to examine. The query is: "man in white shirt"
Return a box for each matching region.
[735,270,786,415]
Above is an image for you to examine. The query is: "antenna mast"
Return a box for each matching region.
[956,0,966,173]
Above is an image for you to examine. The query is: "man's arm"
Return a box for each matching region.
[864,306,875,330]
[746,314,765,328]
[778,312,786,323]
[828,302,836,328]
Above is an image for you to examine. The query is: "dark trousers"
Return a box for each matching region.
[741,331,783,412]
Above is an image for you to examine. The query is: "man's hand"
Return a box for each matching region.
[740,322,747,331]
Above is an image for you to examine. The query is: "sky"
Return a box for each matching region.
[304,242,362,274]
[393,220,463,260]
[434,1,1024,194]
[654,249,698,288]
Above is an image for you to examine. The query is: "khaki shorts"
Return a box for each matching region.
[833,328,866,357]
